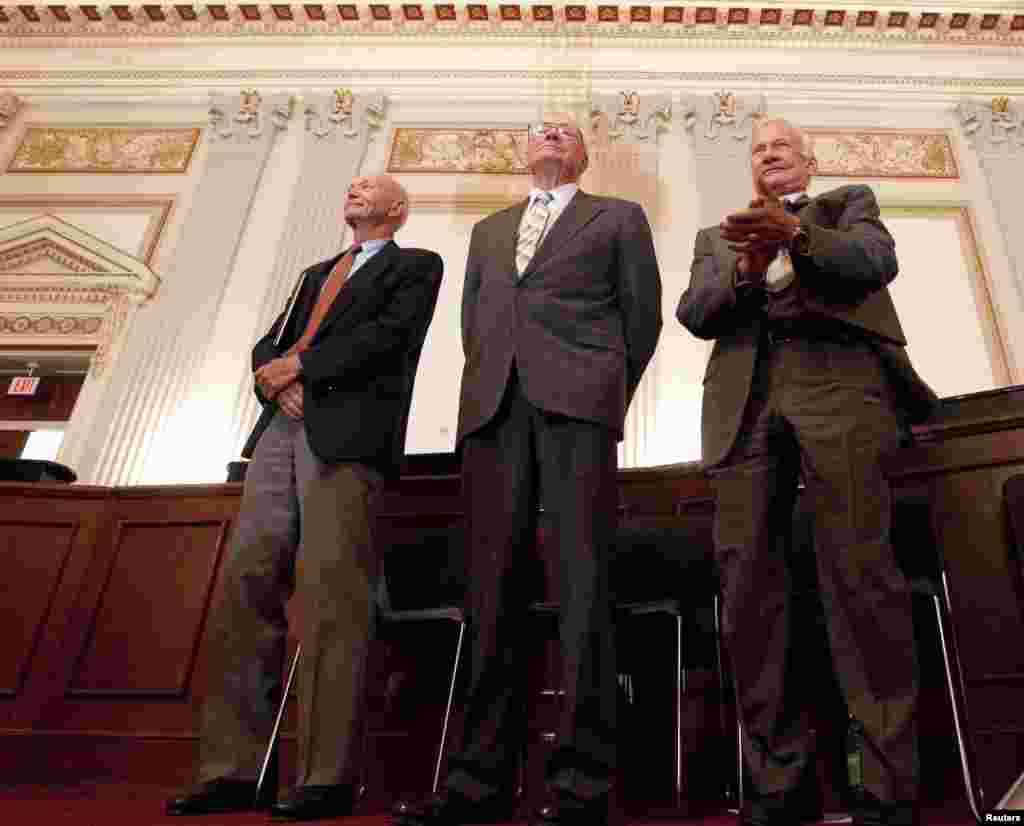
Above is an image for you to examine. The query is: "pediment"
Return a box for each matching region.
[0,214,160,298]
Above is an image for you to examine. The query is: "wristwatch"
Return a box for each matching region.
[789,224,811,256]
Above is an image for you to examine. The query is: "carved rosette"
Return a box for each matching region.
[302,90,386,142]
[208,89,295,140]
[591,91,672,144]
[0,92,22,130]
[956,97,1024,155]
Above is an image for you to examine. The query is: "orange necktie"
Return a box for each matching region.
[285,245,361,356]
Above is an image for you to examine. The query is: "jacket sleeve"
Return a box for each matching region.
[250,270,309,405]
[677,228,763,341]
[297,251,444,387]
[461,224,483,359]
[616,202,663,404]
[794,184,897,293]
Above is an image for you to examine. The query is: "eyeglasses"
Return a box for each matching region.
[527,122,582,140]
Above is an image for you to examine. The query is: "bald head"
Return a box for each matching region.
[749,117,817,199]
[344,174,410,240]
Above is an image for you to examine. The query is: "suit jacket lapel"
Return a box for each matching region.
[314,240,399,338]
[520,191,604,280]
[494,200,528,281]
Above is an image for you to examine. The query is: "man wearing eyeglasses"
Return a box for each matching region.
[393,116,661,826]
[677,117,936,826]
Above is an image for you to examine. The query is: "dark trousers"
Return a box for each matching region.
[197,413,383,788]
[447,370,619,802]
[709,338,919,803]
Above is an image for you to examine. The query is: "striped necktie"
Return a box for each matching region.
[285,245,361,355]
[515,191,554,276]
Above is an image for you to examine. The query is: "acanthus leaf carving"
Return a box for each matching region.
[208,89,295,140]
[956,97,1024,154]
[590,91,671,144]
[0,92,22,130]
[679,91,766,143]
[303,90,386,141]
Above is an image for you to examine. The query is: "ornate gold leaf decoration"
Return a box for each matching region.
[387,127,529,174]
[809,130,958,179]
[0,315,104,336]
[8,127,201,174]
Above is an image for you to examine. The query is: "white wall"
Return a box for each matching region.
[2,41,1022,481]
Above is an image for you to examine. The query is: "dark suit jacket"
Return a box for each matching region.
[242,241,443,478]
[677,184,937,468]
[456,191,662,446]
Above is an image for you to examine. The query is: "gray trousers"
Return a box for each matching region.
[198,412,382,787]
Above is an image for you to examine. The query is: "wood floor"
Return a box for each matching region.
[0,784,978,826]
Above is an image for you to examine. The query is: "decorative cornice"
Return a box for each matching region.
[5,68,1024,99]
[1,4,1023,49]
[0,91,21,129]
[957,95,1024,154]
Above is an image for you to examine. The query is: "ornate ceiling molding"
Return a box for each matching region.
[4,68,1024,98]
[0,92,22,129]
[1,4,1023,49]
[8,126,201,172]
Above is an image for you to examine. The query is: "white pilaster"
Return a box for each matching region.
[63,91,289,484]
[956,97,1024,381]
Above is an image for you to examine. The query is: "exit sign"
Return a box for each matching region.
[7,376,40,396]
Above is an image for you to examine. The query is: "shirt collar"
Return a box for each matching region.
[782,191,809,205]
[529,182,579,210]
[354,237,392,255]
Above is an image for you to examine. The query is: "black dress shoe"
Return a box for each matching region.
[270,784,356,821]
[391,788,513,826]
[739,786,821,826]
[165,779,259,816]
[531,793,609,826]
[852,791,918,826]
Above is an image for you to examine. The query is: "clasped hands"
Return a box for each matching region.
[720,198,801,279]
[255,354,304,420]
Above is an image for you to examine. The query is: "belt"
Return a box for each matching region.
[762,319,861,348]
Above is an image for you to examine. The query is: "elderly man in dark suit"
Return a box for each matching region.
[166,174,443,821]
[393,115,662,826]
[677,117,937,826]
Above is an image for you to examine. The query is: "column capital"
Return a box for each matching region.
[301,89,387,143]
[590,91,671,146]
[679,91,766,157]
[207,89,295,141]
[0,92,23,130]
[956,97,1024,156]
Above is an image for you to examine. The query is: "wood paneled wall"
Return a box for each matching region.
[0,386,1022,813]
